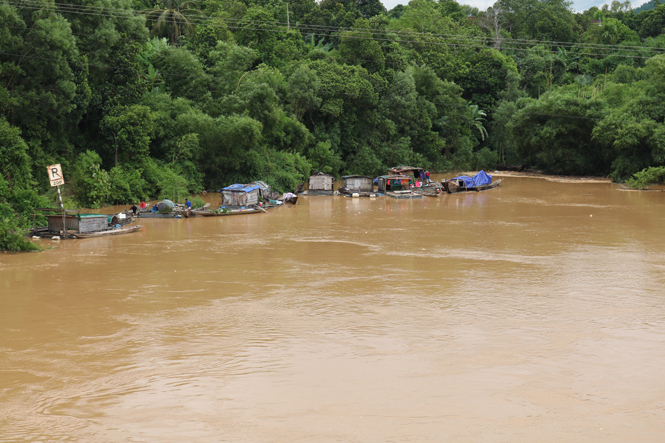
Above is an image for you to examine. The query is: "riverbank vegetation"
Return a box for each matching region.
[3,0,665,249]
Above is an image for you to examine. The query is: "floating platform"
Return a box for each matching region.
[386,191,423,199]
[343,192,381,198]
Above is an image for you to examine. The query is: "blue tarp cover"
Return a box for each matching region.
[451,170,493,188]
[222,183,261,193]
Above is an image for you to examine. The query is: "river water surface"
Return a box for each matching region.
[1,176,665,442]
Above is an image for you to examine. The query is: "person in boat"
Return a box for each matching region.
[185,198,192,210]
[425,171,431,183]
[130,204,138,215]
[151,203,159,213]
[140,201,147,210]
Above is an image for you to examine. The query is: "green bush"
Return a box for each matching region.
[0,212,40,252]
[109,165,148,204]
[474,147,499,171]
[625,166,665,189]
[142,158,198,202]
[450,138,474,170]
[71,151,110,208]
[191,196,205,208]
[260,150,312,193]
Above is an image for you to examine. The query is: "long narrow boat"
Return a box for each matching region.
[137,212,175,218]
[70,225,143,239]
[443,179,502,193]
[191,208,264,217]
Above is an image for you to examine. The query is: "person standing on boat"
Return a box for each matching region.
[425,170,431,183]
[185,198,192,210]
[140,201,147,210]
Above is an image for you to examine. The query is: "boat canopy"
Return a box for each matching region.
[222,183,261,193]
[451,170,493,188]
[387,166,425,175]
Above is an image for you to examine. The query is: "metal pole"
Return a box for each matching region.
[287,1,290,31]
[57,185,67,238]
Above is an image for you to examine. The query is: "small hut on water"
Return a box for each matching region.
[47,213,108,233]
[376,175,414,193]
[340,175,374,194]
[221,183,261,206]
[308,172,334,195]
[249,180,278,201]
[388,166,426,182]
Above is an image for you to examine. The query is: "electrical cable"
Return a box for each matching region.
[6,0,665,54]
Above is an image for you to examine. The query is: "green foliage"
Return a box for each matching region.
[101,105,155,166]
[307,141,343,175]
[0,119,45,251]
[71,151,111,208]
[0,118,32,190]
[108,165,148,204]
[0,214,40,253]
[148,0,204,44]
[260,150,312,193]
[625,166,665,189]
[190,196,205,208]
[474,147,500,170]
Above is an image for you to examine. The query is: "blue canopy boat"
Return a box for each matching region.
[442,171,502,193]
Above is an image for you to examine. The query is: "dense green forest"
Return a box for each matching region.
[3,0,665,250]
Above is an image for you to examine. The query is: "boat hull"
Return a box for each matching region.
[191,209,263,217]
[71,225,143,238]
[443,179,502,193]
[137,212,175,218]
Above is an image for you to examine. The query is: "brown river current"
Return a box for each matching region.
[1,176,665,442]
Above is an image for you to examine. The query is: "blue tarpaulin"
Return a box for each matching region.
[221,183,261,193]
[451,170,493,188]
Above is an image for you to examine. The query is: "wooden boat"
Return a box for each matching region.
[414,183,443,197]
[181,203,210,217]
[70,225,143,239]
[137,212,175,218]
[191,207,264,217]
[443,179,502,193]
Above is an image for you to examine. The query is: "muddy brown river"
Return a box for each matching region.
[1,176,664,442]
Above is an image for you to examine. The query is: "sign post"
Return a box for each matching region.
[47,164,67,238]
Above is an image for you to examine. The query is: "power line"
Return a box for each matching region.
[4,3,661,60]
[6,0,665,55]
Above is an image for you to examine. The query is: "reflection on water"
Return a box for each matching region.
[2,177,665,442]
